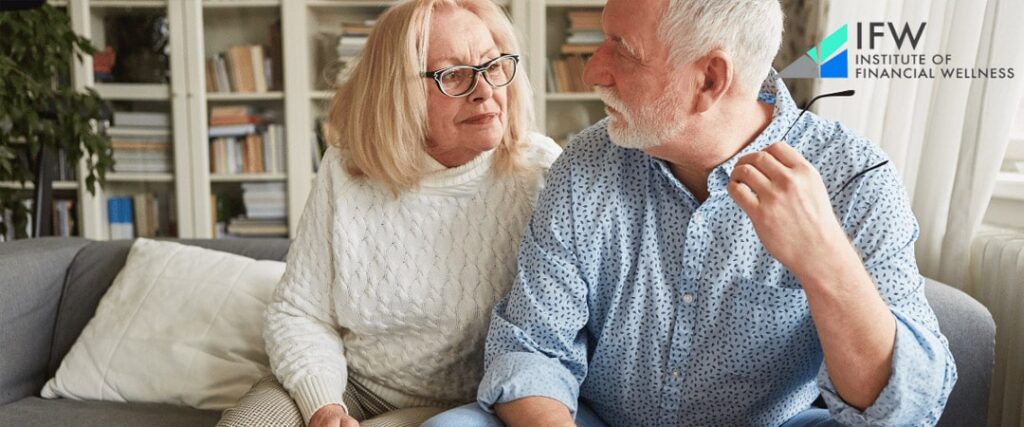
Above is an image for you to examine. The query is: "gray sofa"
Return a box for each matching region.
[0,237,996,426]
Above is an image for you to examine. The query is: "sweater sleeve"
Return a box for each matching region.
[263,152,350,423]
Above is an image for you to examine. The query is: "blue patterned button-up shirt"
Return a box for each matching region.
[478,74,957,426]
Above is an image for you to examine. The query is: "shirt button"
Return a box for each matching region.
[671,368,681,378]
[692,212,704,225]
[683,293,695,305]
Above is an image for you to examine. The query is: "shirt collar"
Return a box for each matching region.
[707,71,801,196]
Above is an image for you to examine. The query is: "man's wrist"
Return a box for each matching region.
[793,234,865,292]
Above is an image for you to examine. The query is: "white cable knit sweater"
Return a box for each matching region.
[263,133,561,423]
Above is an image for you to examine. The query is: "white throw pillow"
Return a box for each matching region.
[41,238,285,410]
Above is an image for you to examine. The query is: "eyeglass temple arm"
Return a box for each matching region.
[779,89,855,142]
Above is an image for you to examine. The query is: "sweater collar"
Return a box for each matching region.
[419,148,494,190]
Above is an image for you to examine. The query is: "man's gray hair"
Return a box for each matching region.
[659,0,783,94]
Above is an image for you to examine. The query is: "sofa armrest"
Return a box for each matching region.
[0,237,90,405]
[925,278,995,427]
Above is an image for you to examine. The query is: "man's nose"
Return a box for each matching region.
[583,44,613,88]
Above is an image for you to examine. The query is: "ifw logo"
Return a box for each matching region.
[780,24,849,79]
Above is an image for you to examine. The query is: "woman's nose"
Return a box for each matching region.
[469,74,495,103]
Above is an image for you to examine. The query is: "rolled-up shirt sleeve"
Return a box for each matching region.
[477,155,591,417]
[818,159,957,426]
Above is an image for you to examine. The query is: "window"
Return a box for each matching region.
[984,96,1024,229]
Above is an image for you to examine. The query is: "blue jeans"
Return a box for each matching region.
[421,402,608,427]
[422,405,838,427]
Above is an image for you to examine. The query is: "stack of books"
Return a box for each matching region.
[110,112,173,174]
[549,10,603,93]
[1,198,77,240]
[206,44,275,93]
[218,182,288,238]
[208,106,286,175]
[334,20,375,83]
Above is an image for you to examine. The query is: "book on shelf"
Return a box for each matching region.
[132,193,160,238]
[341,20,375,36]
[226,217,288,237]
[548,57,591,93]
[107,197,134,240]
[209,123,259,138]
[206,42,278,93]
[566,10,602,30]
[51,199,76,237]
[267,20,284,92]
[242,182,286,220]
[114,111,171,128]
[108,193,170,239]
[209,105,263,126]
[208,109,285,176]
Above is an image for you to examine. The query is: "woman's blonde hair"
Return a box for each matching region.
[327,0,535,194]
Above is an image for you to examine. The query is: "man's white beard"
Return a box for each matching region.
[597,87,684,150]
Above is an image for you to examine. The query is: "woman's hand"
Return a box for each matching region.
[309,404,359,427]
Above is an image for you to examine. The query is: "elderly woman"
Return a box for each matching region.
[215,1,561,427]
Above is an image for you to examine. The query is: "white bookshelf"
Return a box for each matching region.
[58,0,604,240]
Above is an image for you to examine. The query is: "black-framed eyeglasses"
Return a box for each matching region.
[420,54,520,97]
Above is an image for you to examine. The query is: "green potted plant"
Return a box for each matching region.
[0,3,114,239]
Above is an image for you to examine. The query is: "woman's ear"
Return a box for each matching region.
[693,49,734,114]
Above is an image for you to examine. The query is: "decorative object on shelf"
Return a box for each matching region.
[93,46,116,82]
[104,12,170,84]
[0,3,114,240]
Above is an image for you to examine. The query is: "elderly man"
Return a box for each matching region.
[422,0,958,426]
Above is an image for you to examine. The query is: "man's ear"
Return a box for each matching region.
[692,49,734,114]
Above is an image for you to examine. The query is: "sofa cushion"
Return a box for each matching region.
[0,397,220,427]
[41,238,286,410]
[0,237,91,405]
[925,279,996,427]
[48,238,291,379]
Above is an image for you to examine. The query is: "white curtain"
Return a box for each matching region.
[814,1,1024,425]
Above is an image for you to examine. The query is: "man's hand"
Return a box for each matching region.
[727,141,852,282]
[728,141,897,410]
[309,404,359,427]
